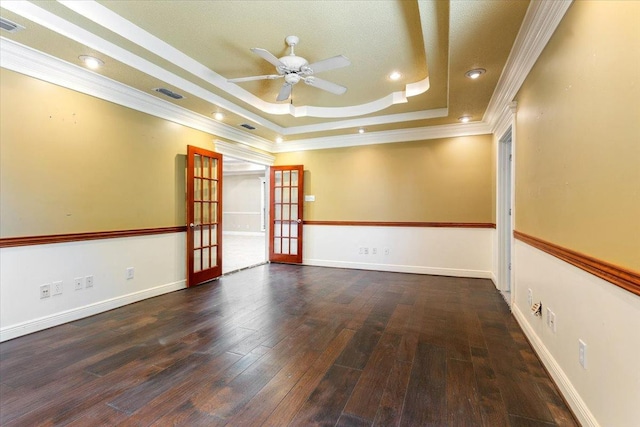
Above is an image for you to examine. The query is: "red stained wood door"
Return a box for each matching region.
[269,165,304,263]
[187,146,223,286]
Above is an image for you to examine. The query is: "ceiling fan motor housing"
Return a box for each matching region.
[278,54,309,75]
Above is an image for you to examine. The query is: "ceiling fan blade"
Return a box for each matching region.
[276,83,293,102]
[304,77,347,95]
[250,48,284,67]
[227,74,282,83]
[306,55,351,74]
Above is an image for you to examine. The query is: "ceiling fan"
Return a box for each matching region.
[228,35,351,102]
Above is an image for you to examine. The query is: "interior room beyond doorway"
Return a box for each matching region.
[222,157,267,274]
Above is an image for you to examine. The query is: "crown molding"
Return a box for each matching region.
[214,140,275,166]
[273,121,491,153]
[0,37,274,153]
[485,0,573,130]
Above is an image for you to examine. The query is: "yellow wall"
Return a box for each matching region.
[275,135,493,223]
[0,69,215,237]
[515,0,640,270]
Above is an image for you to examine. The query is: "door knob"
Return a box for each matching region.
[189,223,200,228]
[296,219,302,224]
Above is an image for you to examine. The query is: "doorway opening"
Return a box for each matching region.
[498,127,514,306]
[222,157,268,274]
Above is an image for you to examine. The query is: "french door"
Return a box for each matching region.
[269,165,304,263]
[187,146,223,286]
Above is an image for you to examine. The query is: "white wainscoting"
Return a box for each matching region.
[0,232,187,342]
[302,225,493,278]
[512,240,640,427]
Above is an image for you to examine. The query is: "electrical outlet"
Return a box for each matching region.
[579,339,587,369]
[546,307,552,327]
[358,247,364,255]
[85,275,94,288]
[363,248,369,255]
[372,247,377,255]
[74,277,83,291]
[549,311,556,333]
[384,247,390,255]
[53,281,63,296]
[126,267,135,280]
[527,288,533,307]
[40,284,51,299]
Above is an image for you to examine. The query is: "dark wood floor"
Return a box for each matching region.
[0,264,577,426]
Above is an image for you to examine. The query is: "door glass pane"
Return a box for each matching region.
[283,188,290,203]
[194,179,202,200]
[274,187,281,203]
[212,158,218,178]
[193,249,202,272]
[194,155,202,177]
[282,223,290,237]
[274,220,281,237]
[212,181,218,202]
[212,202,218,223]
[203,225,210,247]
[275,171,282,186]
[291,204,298,221]
[282,238,290,254]
[203,180,210,201]
[211,225,217,244]
[203,157,211,179]
[203,202,210,224]
[212,246,218,267]
[291,170,298,186]
[283,171,290,186]
[283,206,290,220]
[194,202,202,224]
[291,239,298,255]
[291,187,298,203]
[274,238,281,254]
[291,223,298,238]
[275,204,281,220]
[194,228,201,248]
[203,247,210,269]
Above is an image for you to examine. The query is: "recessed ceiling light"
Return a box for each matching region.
[465,68,486,79]
[213,112,224,120]
[275,137,283,144]
[389,71,402,81]
[459,116,472,123]
[79,55,104,70]
[358,128,365,134]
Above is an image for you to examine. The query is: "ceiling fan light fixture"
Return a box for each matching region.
[275,137,283,144]
[465,68,486,79]
[458,115,472,123]
[79,55,104,69]
[358,128,365,134]
[388,71,402,81]
[213,112,225,120]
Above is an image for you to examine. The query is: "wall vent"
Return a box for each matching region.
[154,88,184,100]
[240,123,256,130]
[0,17,25,33]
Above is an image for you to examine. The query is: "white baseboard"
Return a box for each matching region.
[512,304,598,427]
[303,258,492,279]
[0,280,186,342]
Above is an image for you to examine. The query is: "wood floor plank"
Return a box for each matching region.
[470,346,509,427]
[446,358,483,426]
[400,341,447,426]
[263,328,355,427]
[288,364,361,427]
[372,360,413,427]
[342,332,401,423]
